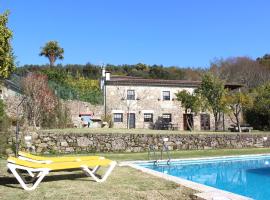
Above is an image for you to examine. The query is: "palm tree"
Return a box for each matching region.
[39,41,64,67]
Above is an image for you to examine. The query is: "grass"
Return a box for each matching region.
[99,147,270,161]
[15,147,270,161]
[39,127,270,135]
[2,148,270,199]
[0,159,194,200]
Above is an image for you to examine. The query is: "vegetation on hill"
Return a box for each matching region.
[15,56,270,89]
[16,63,204,80]
[210,57,270,90]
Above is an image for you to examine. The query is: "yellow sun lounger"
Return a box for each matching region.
[7,156,117,191]
[18,151,104,163]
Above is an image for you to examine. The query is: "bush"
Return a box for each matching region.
[102,114,113,128]
[41,100,72,129]
[244,82,270,130]
[0,100,12,156]
[245,109,269,130]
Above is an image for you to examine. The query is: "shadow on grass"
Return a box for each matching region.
[0,172,102,189]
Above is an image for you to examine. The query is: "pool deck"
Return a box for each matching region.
[119,154,270,200]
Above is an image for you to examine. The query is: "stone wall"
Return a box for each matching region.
[64,100,104,127]
[21,131,270,154]
[1,84,23,118]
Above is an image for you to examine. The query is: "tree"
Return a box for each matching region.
[41,99,71,129]
[245,83,270,130]
[198,73,227,131]
[175,90,200,131]
[22,73,57,128]
[149,65,169,79]
[0,11,15,78]
[256,54,270,69]
[135,63,148,71]
[225,92,252,132]
[39,41,64,67]
[209,57,270,90]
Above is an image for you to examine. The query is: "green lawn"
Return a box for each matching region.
[2,148,270,200]
[39,128,270,135]
[19,147,270,161]
[102,147,270,161]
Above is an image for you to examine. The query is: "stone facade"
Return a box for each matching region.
[106,85,189,129]
[20,131,270,154]
[0,81,23,118]
[105,77,234,131]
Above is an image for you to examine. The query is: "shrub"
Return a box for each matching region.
[0,99,12,156]
[41,100,72,129]
[102,114,113,128]
[244,82,270,130]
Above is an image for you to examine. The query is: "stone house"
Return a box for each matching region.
[103,74,241,131]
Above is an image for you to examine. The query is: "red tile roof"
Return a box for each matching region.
[106,76,242,89]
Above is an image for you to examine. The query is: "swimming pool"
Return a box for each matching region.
[136,155,270,200]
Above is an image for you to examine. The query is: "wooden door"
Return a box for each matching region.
[183,114,193,130]
[200,114,210,130]
[128,113,136,129]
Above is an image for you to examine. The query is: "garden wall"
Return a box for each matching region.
[17,131,270,154]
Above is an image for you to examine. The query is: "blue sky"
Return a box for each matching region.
[1,0,270,67]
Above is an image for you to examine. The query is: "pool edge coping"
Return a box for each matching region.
[119,153,270,200]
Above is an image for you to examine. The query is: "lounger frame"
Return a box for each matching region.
[7,161,117,191]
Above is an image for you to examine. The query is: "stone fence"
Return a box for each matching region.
[16,131,270,154]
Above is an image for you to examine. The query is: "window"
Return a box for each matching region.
[144,113,153,122]
[127,90,135,100]
[162,113,171,123]
[162,91,170,101]
[113,113,123,122]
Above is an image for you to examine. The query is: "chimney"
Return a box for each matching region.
[105,71,111,81]
[102,67,106,78]
[100,65,106,90]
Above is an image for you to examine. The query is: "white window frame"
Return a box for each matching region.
[144,113,153,122]
[127,89,135,100]
[113,113,123,123]
[162,113,172,123]
[162,91,170,101]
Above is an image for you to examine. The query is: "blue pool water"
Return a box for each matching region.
[140,156,270,200]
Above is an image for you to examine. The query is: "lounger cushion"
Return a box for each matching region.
[8,157,113,171]
[18,151,102,162]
